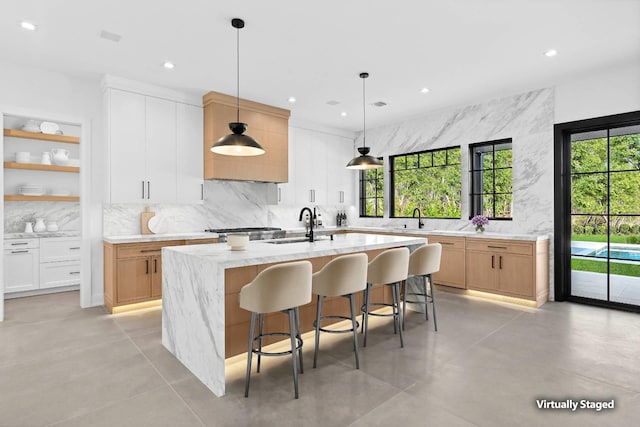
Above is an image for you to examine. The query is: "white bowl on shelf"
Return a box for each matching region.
[67,158,80,167]
[50,189,71,197]
[227,234,249,251]
[15,152,31,163]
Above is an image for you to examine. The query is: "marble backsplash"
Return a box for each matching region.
[103,180,356,236]
[4,202,80,233]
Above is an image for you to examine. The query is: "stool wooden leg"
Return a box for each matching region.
[288,308,300,399]
[244,312,256,398]
[429,274,438,331]
[349,293,360,369]
[257,313,264,373]
[313,295,323,368]
[363,283,371,347]
[294,306,304,374]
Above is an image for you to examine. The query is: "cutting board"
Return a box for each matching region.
[140,207,155,234]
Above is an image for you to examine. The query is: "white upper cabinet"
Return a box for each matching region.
[105,84,203,204]
[176,103,204,203]
[293,127,328,205]
[326,135,356,206]
[108,89,147,203]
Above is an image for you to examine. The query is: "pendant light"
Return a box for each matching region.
[346,72,382,169]
[210,18,265,156]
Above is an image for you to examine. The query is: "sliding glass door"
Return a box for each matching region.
[556,112,640,310]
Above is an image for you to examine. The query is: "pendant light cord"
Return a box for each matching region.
[236,24,240,123]
[362,75,366,147]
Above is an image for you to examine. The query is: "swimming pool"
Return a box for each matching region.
[571,245,640,261]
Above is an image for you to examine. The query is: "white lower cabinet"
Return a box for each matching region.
[3,237,80,293]
[3,239,40,292]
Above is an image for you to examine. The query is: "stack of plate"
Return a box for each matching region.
[19,184,45,196]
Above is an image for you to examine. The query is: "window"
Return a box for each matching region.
[391,147,461,218]
[470,139,513,219]
[359,159,384,217]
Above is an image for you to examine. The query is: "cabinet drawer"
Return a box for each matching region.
[465,239,533,256]
[4,238,39,250]
[116,240,184,259]
[40,238,81,263]
[40,260,81,289]
[426,235,465,249]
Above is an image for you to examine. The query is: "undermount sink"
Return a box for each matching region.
[265,236,331,244]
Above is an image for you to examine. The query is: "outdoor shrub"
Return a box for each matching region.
[595,225,607,235]
[572,225,584,234]
[620,224,631,234]
[627,235,640,244]
[632,225,640,234]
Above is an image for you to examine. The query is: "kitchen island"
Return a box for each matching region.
[161,232,427,396]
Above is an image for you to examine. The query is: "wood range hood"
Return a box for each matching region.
[203,91,290,183]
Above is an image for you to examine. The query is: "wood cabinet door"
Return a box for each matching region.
[108,89,146,203]
[116,257,151,304]
[465,250,496,292]
[433,246,466,288]
[151,255,162,298]
[497,253,534,298]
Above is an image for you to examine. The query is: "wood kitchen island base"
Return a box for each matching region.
[161,233,427,397]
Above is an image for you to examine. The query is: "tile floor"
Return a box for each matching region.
[1,290,639,427]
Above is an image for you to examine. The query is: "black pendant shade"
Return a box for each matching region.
[210,18,265,157]
[346,146,383,169]
[347,72,382,170]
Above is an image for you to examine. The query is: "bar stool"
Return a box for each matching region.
[402,243,442,331]
[312,253,368,369]
[239,260,312,399]
[361,247,410,348]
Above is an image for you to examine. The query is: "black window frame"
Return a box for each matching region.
[469,138,513,220]
[358,157,384,218]
[390,146,462,219]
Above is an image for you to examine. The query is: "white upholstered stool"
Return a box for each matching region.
[361,247,410,348]
[239,260,312,399]
[312,253,368,369]
[402,243,442,331]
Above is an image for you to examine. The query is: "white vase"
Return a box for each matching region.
[33,218,46,233]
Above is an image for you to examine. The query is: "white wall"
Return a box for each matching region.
[555,60,640,123]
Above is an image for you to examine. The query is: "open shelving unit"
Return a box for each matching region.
[3,162,79,173]
[4,195,79,202]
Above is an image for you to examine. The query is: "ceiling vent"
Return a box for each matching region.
[371,101,387,107]
[326,100,341,106]
[100,30,122,42]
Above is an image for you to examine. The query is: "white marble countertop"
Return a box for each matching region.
[163,233,428,269]
[103,232,218,244]
[5,231,81,239]
[344,227,549,241]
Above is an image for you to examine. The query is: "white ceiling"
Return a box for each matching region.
[2,0,639,131]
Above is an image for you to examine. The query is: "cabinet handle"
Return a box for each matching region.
[154,259,157,273]
[309,190,313,203]
[499,256,502,269]
[147,181,150,199]
[69,247,81,250]
[69,271,81,275]
[140,249,158,253]
[278,187,282,202]
[146,259,149,274]
[339,190,344,203]
[11,250,29,254]
[11,242,28,246]
[201,183,204,201]
[439,242,454,245]
[142,181,145,199]
[491,255,495,269]
[488,246,507,249]
[312,189,316,202]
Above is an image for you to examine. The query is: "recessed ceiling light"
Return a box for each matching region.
[341,112,347,117]
[420,87,430,94]
[544,49,558,57]
[163,61,175,69]
[288,96,296,103]
[20,21,37,31]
